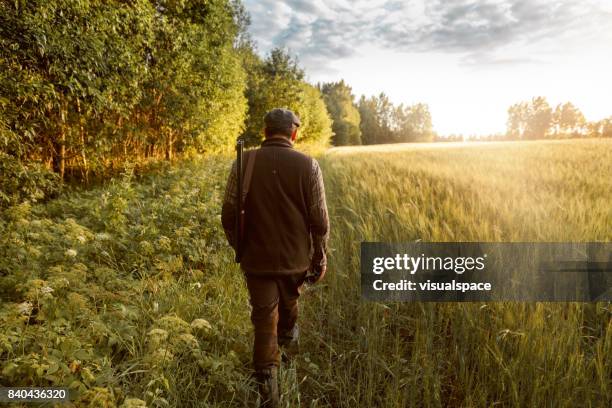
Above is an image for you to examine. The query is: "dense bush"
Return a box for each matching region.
[0,156,256,406]
[0,152,61,207]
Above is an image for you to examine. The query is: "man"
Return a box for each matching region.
[221,108,329,407]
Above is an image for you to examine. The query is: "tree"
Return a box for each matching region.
[358,95,381,145]
[359,95,433,144]
[597,117,612,138]
[524,97,552,139]
[137,0,247,158]
[506,102,529,139]
[297,83,333,146]
[553,102,586,137]
[320,80,362,146]
[0,0,249,181]
[374,93,395,144]
[506,97,552,140]
[0,0,155,178]
[396,103,433,142]
[241,48,305,146]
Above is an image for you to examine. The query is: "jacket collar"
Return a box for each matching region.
[261,136,294,149]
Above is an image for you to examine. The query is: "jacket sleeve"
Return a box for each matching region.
[221,160,238,250]
[307,158,330,273]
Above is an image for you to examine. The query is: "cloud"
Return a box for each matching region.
[243,0,612,70]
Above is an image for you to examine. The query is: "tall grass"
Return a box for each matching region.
[1,140,610,407]
[296,139,611,407]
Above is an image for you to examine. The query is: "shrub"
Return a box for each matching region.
[0,152,61,208]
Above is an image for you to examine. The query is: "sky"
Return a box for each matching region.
[243,0,612,136]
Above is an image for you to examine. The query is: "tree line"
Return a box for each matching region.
[2,1,610,207]
[317,80,434,146]
[506,97,612,140]
[0,0,336,185]
[0,1,435,185]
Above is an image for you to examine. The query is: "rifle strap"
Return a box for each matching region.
[241,149,257,205]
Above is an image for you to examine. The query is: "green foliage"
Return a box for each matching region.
[0,156,255,405]
[295,83,333,146]
[358,93,433,144]
[242,48,301,145]
[394,103,434,142]
[357,95,382,145]
[358,94,433,144]
[241,47,332,147]
[0,0,156,175]
[0,152,61,207]
[358,93,394,144]
[0,0,248,180]
[137,0,247,156]
[1,140,611,406]
[320,80,362,146]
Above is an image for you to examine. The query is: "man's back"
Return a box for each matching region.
[221,136,329,277]
[242,136,312,274]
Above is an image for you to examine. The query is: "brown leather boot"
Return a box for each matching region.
[255,367,279,408]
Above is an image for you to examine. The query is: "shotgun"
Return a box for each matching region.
[235,138,244,263]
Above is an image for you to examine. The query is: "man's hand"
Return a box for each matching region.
[305,265,326,284]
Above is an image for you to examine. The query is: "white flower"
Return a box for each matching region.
[147,328,169,339]
[147,328,169,349]
[40,286,54,295]
[17,301,33,315]
[120,398,147,408]
[190,318,212,332]
[65,249,77,258]
[190,282,202,289]
[77,235,87,243]
[96,233,111,241]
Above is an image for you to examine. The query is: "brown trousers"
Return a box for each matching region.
[245,271,307,370]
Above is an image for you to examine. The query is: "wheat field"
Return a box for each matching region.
[296,139,611,407]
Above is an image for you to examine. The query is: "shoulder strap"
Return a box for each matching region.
[241,148,257,204]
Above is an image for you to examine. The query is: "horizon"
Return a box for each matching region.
[243,0,612,137]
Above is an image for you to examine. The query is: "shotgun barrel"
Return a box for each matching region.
[235,138,244,262]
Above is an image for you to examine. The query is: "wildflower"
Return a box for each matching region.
[147,328,169,343]
[120,398,147,408]
[191,318,212,331]
[149,347,174,364]
[40,286,54,295]
[77,235,87,243]
[157,315,191,334]
[96,233,111,241]
[17,301,33,315]
[65,249,77,258]
[190,282,202,289]
[191,318,213,338]
[175,333,199,350]
[139,240,153,253]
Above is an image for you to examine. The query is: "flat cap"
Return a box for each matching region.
[264,108,301,130]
